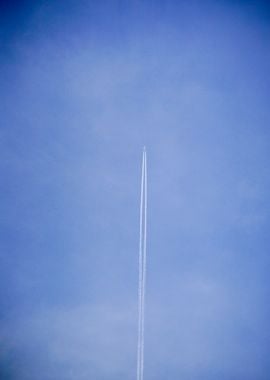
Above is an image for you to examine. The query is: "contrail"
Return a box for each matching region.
[137,151,144,380]
[137,147,147,380]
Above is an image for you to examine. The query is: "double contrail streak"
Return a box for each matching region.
[137,147,147,380]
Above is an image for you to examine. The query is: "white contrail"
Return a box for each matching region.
[137,150,144,380]
[137,151,144,380]
[141,149,147,380]
[137,147,147,380]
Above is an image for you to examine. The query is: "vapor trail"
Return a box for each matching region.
[141,150,147,380]
[137,147,147,380]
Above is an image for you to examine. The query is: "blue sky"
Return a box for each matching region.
[1,1,270,379]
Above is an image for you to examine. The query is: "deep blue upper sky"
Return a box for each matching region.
[1,1,270,379]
